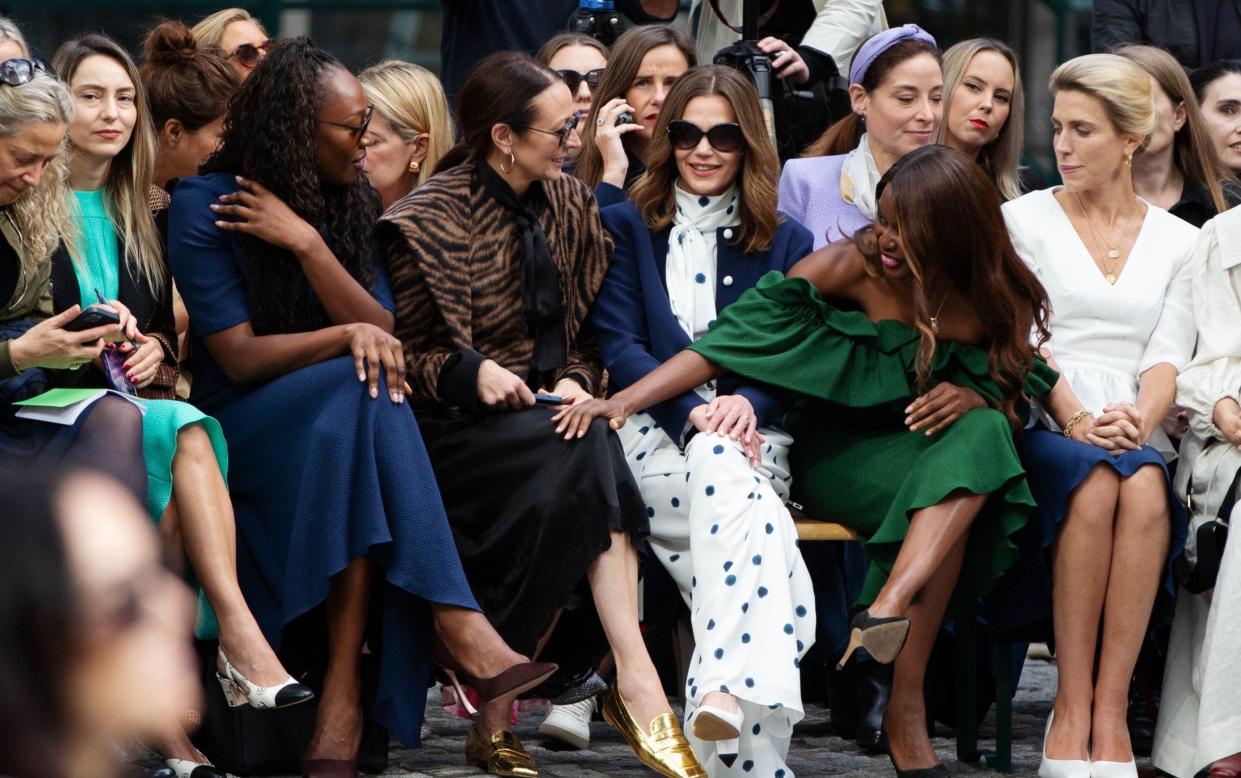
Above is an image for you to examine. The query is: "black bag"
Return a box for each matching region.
[192,645,389,775]
[1174,467,1236,595]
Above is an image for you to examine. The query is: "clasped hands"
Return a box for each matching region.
[1070,402,1146,454]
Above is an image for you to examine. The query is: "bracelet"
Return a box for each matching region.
[1063,409,1095,438]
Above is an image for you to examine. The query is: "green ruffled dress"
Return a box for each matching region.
[687,272,1058,614]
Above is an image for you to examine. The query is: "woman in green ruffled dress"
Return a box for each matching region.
[557,145,1094,776]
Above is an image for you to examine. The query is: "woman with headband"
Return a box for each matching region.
[780,25,942,249]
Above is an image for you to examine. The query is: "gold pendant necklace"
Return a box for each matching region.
[1072,191,1137,285]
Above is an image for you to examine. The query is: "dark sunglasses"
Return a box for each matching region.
[667,120,746,153]
[0,58,47,87]
[229,40,272,68]
[518,114,580,149]
[556,68,604,93]
[318,104,375,142]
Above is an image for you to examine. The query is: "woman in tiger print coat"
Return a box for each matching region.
[382,52,704,778]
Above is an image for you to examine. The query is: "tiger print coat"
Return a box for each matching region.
[380,162,613,409]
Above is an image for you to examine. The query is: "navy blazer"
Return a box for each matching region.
[594,200,814,440]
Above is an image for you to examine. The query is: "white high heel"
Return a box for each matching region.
[164,757,226,778]
[692,697,742,764]
[1038,711,1091,778]
[1088,757,1137,777]
[216,647,314,709]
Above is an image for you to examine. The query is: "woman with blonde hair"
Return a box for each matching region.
[594,64,815,776]
[1002,53,1198,778]
[190,7,269,79]
[935,38,1025,202]
[53,34,313,778]
[358,59,453,210]
[0,16,29,61]
[575,24,696,206]
[1119,44,1238,227]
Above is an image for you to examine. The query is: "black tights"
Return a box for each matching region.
[66,396,147,503]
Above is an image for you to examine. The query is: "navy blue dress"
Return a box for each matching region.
[167,173,479,746]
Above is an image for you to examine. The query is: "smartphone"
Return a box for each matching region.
[534,394,564,405]
[615,112,634,127]
[63,304,120,332]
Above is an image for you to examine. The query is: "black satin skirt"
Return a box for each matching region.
[417,405,648,656]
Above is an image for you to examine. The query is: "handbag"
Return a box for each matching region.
[192,644,389,775]
[1173,466,1236,595]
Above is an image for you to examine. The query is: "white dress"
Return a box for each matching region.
[1154,209,1241,778]
[1002,188,1198,457]
[617,188,816,778]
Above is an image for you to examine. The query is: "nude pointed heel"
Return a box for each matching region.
[836,610,912,669]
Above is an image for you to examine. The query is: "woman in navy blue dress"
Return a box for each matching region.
[167,39,553,776]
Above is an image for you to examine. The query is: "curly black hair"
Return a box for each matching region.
[202,36,379,335]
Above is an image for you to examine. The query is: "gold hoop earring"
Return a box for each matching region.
[408,160,420,173]
[499,152,515,174]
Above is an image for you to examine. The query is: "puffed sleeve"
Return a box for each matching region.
[1177,220,1241,440]
[1138,230,1196,375]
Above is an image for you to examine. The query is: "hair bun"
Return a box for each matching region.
[143,20,199,65]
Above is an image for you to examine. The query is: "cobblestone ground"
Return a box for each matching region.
[293,654,1152,778]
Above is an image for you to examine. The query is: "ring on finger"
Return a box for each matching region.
[597,117,606,126]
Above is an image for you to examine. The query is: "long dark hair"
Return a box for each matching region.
[435,51,560,174]
[0,476,76,778]
[575,24,696,187]
[857,145,1050,425]
[140,19,239,133]
[803,37,940,158]
[202,37,378,335]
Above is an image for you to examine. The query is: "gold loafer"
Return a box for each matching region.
[465,726,539,777]
[601,685,706,778]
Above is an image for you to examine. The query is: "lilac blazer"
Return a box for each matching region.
[778,154,873,249]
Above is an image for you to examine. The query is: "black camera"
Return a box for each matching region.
[709,0,840,161]
[568,0,630,47]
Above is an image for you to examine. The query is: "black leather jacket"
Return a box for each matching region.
[1091,0,1200,67]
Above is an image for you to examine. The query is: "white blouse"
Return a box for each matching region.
[1003,188,1198,457]
[1177,208,1241,442]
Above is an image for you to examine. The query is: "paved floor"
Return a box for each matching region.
[341,656,1148,778]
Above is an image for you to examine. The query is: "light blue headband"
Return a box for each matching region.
[849,24,938,85]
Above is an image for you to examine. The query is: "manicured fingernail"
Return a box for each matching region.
[210,203,220,210]
[370,387,378,398]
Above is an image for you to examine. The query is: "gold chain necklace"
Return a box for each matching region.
[1072,191,1138,285]
[929,294,948,335]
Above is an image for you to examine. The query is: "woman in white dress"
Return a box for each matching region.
[1152,205,1241,778]
[592,66,816,776]
[1001,54,1197,778]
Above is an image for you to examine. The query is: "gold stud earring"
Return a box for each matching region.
[408,160,420,173]
[499,152,515,174]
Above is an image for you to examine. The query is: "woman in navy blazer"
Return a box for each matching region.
[593,66,814,778]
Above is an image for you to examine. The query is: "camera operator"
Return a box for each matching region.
[438,0,678,103]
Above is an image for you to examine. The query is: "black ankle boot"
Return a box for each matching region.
[854,652,892,754]
[828,663,860,736]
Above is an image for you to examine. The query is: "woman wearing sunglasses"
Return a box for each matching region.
[189,7,269,80]
[169,39,554,776]
[576,24,696,206]
[536,33,608,172]
[382,51,703,778]
[52,34,315,778]
[0,61,150,512]
[592,64,814,776]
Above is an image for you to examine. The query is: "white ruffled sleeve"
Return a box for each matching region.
[1177,219,1241,440]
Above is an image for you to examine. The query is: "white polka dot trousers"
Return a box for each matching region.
[619,416,816,777]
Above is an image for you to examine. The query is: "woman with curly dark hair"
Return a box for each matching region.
[167,38,554,775]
